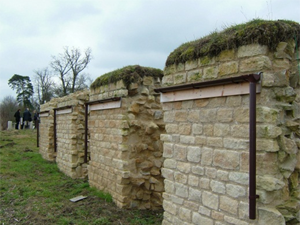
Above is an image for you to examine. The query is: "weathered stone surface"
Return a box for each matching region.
[202,191,219,210]
[257,175,285,191]
[220,196,238,215]
[203,66,219,79]
[279,136,298,155]
[258,207,286,225]
[226,184,246,198]
[218,61,238,76]
[213,150,239,169]
[237,44,268,58]
[240,56,272,72]
[192,212,214,225]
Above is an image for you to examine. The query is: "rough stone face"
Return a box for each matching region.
[258,207,286,225]
[88,77,165,210]
[160,42,299,225]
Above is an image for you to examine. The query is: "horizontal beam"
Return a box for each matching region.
[154,73,261,93]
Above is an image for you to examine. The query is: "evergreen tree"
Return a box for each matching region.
[8,74,34,108]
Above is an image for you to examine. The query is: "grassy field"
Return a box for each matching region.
[0,129,163,225]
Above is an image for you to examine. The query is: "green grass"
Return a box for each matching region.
[0,130,163,224]
[166,19,300,66]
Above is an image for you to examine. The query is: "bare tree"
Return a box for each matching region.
[50,52,72,96]
[33,68,54,104]
[50,47,92,96]
[65,47,92,93]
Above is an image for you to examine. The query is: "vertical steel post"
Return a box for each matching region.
[248,73,261,220]
[54,109,57,153]
[37,114,39,147]
[84,103,88,163]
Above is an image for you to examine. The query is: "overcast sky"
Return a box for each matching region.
[1,0,299,102]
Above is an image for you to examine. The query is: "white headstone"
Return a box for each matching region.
[7,121,13,130]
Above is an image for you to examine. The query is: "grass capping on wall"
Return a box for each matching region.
[165,19,300,67]
[90,65,163,90]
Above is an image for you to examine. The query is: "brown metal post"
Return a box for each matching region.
[37,114,39,147]
[54,109,57,152]
[84,103,88,163]
[248,73,261,219]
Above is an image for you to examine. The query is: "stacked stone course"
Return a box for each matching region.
[161,42,299,225]
[88,71,165,209]
[39,90,89,178]
[39,101,57,161]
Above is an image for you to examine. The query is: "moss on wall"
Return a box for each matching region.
[166,19,300,66]
[90,65,163,90]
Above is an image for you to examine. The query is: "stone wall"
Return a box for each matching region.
[160,42,299,225]
[39,90,89,178]
[88,75,165,209]
[39,101,57,161]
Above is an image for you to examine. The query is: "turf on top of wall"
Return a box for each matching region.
[166,19,300,67]
[90,65,163,90]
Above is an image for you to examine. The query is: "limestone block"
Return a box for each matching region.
[210,180,225,194]
[180,135,195,145]
[213,150,239,170]
[274,42,293,60]
[191,165,204,176]
[218,61,238,76]
[224,216,248,225]
[188,187,201,202]
[279,136,298,155]
[256,106,279,123]
[229,172,248,185]
[177,161,191,173]
[164,159,177,169]
[154,181,164,192]
[202,191,219,210]
[174,72,186,84]
[217,108,233,122]
[220,196,238,215]
[173,144,187,161]
[164,64,176,75]
[192,212,214,225]
[205,167,217,179]
[175,183,188,198]
[201,147,213,166]
[274,86,297,103]
[187,146,201,163]
[145,122,159,134]
[234,107,249,123]
[187,69,203,82]
[163,200,178,215]
[128,103,139,114]
[203,66,219,79]
[226,184,246,198]
[163,111,175,123]
[257,125,282,139]
[223,138,248,150]
[217,49,236,62]
[258,207,286,225]
[161,168,174,181]
[200,56,216,66]
[280,155,298,178]
[240,56,272,72]
[162,74,174,85]
[257,175,285,191]
[214,123,230,137]
[198,205,211,217]
[140,86,149,96]
[237,44,268,58]
[178,207,192,223]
